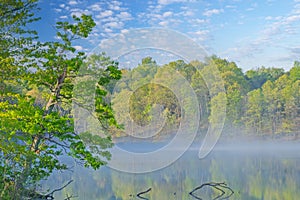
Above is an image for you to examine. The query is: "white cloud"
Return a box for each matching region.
[109,5,121,11]
[69,8,92,18]
[225,5,237,9]
[158,0,195,5]
[285,15,300,23]
[188,29,210,42]
[73,45,83,51]
[71,11,82,17]
[117,12,133,20]
[101,16,118,23]
[203,9,223,17]
[265,16,273,20]
[178,7,195,17]
[137,2,198,29]
[121,29,129,34]
[104,21,124,29]
[91,32,99,37]
[158,0,177,5]
[190,18,207,25]
[54,8,62,13]
[53,0,132,48]
[104,28,113,33]
[221,1,300,67]
[68,0,78,5]
[288,46,300,59]
[90,4,102,11]
[96,10,114,18]
[159,21,168,26]
[108,1,123,11]
[194,30,209,36]
[163,11,173,17]
[182,10,194,16]
[246,2,258,11]
[59,15,68,19]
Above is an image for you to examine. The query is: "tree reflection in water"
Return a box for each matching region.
[43,143,300,200]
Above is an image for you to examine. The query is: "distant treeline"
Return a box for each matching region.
[110,56,300,138]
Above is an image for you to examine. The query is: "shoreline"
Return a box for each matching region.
[113,131,300,144]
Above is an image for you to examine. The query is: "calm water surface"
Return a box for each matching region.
[46,141,300,200]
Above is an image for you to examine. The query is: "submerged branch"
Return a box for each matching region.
[46,180,74,197]
[24,180,74,200]
[189,182,234,200]
[136,188,152,200]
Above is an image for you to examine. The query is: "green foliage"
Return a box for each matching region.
[0,1,121,199]
[112,56,300,138]
[246,67,284,90]
[289,61,300,81]
[0,0,40,95]
[243,67,299,135]
[191,70,209,124]
[243,89,264,134]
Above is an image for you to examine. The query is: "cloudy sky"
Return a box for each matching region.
[35,0,300,71]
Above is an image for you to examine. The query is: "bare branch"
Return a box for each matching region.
[189,182,234,200]
[136,188,151,200]
[46,180,74,197]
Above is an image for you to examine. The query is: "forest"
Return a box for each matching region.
[109,56,300,139]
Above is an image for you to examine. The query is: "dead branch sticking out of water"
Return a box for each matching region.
[136,188,152,200]
[189,182,234,200]
[27,180,74,200]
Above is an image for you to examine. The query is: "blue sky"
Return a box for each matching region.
[35,0,300,71]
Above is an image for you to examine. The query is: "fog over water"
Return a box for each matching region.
[42,137,300,200]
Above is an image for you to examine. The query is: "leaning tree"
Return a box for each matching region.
[0,0,121,199]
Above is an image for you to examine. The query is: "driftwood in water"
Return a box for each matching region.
[26,180,75,200]
[189,182,234,200]
[136,188,152,200]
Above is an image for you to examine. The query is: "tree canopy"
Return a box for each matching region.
[111,56,300,138]
[0,0,121,199]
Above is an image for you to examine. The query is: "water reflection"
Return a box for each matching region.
[45,142,300,200]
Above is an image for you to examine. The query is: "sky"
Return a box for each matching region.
[35,0,300,71]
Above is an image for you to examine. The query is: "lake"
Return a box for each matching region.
[45,140,300,200]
